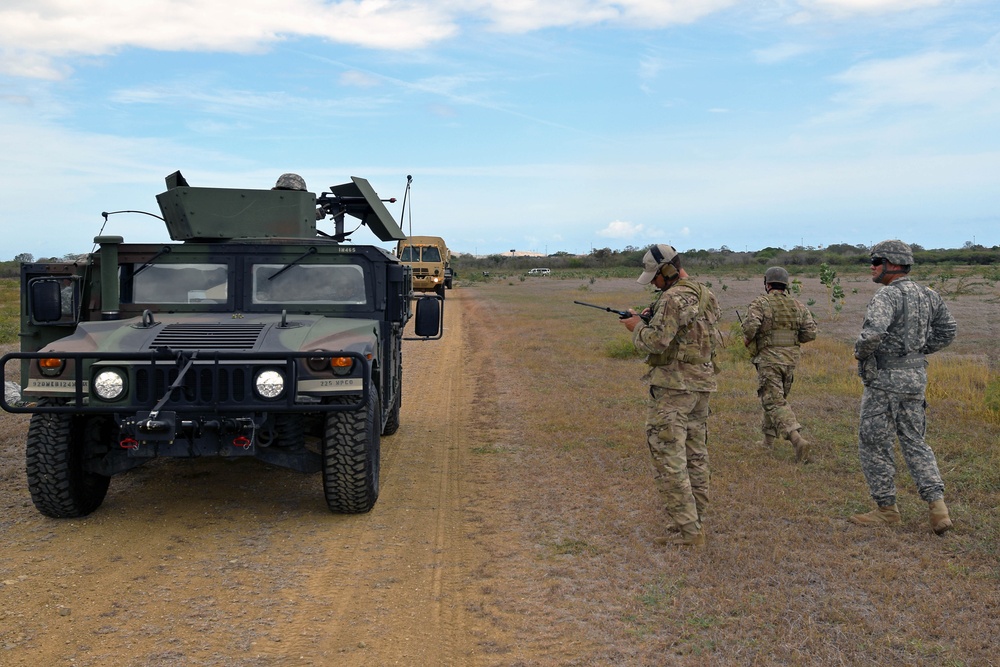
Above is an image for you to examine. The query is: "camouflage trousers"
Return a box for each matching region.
[645,386,711,532]
[754,362,801,440]
[858,386,945,506]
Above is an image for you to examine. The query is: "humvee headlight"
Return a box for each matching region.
[38,357,65,377]
[307,355,354,375]
[331,357,354,376]
[93,370,125,400]
[254,369,285,399]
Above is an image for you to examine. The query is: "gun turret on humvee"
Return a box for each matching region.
[0,171,442,518]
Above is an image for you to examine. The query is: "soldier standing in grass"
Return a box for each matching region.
[850,240,957,535]
[741,266,818,463]
[621,244,722,548]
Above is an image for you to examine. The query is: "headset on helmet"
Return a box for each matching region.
[649,244,679,279]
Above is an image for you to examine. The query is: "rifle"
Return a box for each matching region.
[574,301,650,323]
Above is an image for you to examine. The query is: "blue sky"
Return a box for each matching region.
[1,0,998,260]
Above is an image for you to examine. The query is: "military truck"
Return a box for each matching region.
[396,236,452,297]
[0,171,442,518]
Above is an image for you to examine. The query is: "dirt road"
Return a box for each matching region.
[0,289,518,666]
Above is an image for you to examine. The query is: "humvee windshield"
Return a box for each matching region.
[252,264,366,305]
[126,262,367,306]
[132,263,229,304]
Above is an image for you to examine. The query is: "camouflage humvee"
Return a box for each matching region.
[0,171,442,518]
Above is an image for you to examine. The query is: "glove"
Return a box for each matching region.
[858,357,877,385]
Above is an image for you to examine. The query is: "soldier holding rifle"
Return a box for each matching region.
[620,244,722,548]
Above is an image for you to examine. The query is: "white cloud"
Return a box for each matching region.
[638,54,663,93]
[828,50,1000,116]
[0,0,457,78]
[597,220,645,238]
[340,70,382,88]
[753,42,814,64]
[478,0,739,32]
[802,0,946,15]
[0,0,963,80]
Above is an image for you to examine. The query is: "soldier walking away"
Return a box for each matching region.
[621,244,722,548]
[850,240,957,535]
[741,266,818,462]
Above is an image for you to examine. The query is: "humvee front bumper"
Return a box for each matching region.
[0,349,371,415]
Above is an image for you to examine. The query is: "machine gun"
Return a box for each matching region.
[574,301,651,323]
[314,178,404,243]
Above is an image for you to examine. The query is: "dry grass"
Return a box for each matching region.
[459,274,1000,666]
[0,278,19,344]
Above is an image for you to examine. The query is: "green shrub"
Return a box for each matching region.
[605,337,641,359]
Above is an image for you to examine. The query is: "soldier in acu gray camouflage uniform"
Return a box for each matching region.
[742,266,818,463]
[850,240,957,535]
[621,244,723,548]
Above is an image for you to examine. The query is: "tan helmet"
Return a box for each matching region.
[637,244,679,285]
[273,173,307,191]
[764,266,789,288]
[870,239,913,266]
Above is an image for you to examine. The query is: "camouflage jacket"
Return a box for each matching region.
[854,277,956,393]
[633,278,722,392]
[741,291,817,366]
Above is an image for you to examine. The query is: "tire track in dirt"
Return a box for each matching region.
[279,288,484,665]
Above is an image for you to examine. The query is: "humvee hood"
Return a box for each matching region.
[41,314,379,358]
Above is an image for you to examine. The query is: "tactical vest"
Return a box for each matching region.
[875,280,926,369]
[756,292,799,348]
[647,280,718,367]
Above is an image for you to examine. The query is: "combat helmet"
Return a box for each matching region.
[764,266,789,288]
[870,239,913,266]
[273,173,307,191]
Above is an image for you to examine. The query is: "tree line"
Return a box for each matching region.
[453,242,1000,275]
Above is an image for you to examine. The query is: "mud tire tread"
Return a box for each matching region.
[322,393,380,513]
[25,399,111,518]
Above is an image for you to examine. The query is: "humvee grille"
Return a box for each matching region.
[149,323,266,350]
[135,366,249,405]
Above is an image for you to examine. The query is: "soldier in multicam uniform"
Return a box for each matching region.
[621,244,722,548]
[850,240,957,535]
[741,266,818,462]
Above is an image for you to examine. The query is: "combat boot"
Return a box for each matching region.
[653,524,705,548]
[789,430,811,463]
[758,433,776,448]
[849,504,901,526]
[651,519,680,544]
[929,499,953,535]
[676,522,706,547]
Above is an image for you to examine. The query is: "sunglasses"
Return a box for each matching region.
[871,257,887,266]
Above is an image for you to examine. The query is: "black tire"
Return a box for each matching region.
[26,399,112,518]
[322,392,380,513]
[382,365,402,437]
[435,284,446,299]
[274,413,305,449]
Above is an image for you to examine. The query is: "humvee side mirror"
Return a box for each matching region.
[28,278,72,324]
[411,296,442,339]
